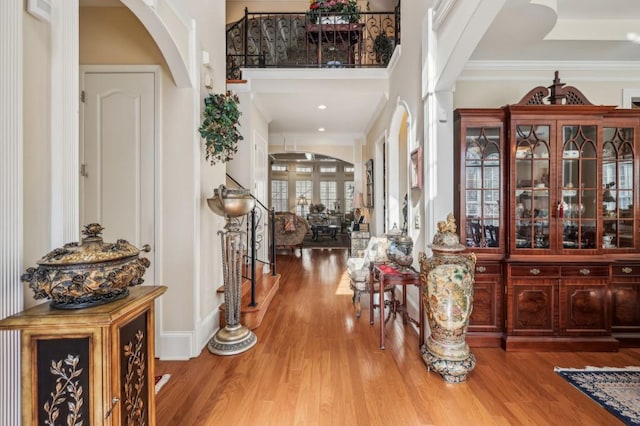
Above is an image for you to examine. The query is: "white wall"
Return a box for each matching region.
[455,69,640,108]
[79,5,227,358]
[364,1,432,324]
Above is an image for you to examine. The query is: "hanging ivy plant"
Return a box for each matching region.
[198,92,243,165]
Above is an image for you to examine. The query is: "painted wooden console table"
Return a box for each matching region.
[0,285,166,425]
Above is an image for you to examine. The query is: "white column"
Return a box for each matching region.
[423,8,455,247]
[51,0,79,245]
[0,1,24,424]
[434,90,455,223]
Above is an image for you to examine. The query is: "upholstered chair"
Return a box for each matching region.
[346,236,390,317]
[272,212,310,254]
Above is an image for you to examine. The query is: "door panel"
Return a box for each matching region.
[82,71,155,284]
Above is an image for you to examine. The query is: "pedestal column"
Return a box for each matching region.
[206,186,257,356]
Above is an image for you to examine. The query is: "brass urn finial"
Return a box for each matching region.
[82,223,104,238]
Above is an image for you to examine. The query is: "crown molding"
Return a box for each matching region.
[460,60,640,81]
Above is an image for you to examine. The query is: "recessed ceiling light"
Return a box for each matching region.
[318,104,327,110]
[318,127,325,132]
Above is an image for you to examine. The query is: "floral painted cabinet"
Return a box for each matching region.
[0,286,166,425]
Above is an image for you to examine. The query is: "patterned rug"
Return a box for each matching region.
[302,232,349,249]
[555,366,640,425]
[154,374,171,394]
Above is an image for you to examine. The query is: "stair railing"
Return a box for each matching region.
[225,174,276,308]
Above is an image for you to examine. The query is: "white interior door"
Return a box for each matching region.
[81,69,156,284]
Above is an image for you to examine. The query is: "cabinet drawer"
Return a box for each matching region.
[475,264,502,275]
[509,266,560,278]
[561,266,609,278]
[613,264,640,277]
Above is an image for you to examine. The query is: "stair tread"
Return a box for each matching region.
[216,261,267,294]
[216,271,269,295]
[219,272,280,329]
[219,273,280,313]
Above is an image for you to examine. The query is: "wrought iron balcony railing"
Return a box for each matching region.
[226,7,400,80]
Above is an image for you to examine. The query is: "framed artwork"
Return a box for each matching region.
[365,159,374,207]
[410,147,422,189]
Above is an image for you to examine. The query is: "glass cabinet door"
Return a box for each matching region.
[560,124,598,250]
[464,127,501,249]
[514,124,551,250]
[602,127,635,249]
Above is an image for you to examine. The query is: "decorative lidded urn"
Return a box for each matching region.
[419,213,476,383]
[21,223,151,309]
[394,232,414,272]
[385,223,402,264]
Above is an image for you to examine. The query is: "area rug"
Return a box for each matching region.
[554,366,640,425]
[302,233,349,249]
[154,374,171,395]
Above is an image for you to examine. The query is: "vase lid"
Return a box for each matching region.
[429,213,465,253]
[37,223,145,266]
[397,232,413,245]
[386,223,402,240]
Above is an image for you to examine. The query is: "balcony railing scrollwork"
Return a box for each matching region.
[226,7,400,80]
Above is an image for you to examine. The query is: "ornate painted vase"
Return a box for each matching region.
[419,213,476,383]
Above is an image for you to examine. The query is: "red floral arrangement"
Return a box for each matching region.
[308,0,361,23]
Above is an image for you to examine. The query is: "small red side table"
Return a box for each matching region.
[369,262,423,350]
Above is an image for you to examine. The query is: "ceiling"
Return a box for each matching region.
[248,0,640,139]
[471,0,640,62]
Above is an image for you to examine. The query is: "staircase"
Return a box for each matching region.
[218,259,280,330]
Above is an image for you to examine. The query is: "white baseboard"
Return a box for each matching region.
[198,309,219,351]
[156,309,221,360]
[157,331,194,360]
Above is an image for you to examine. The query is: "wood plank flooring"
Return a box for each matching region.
[155,248,640,425]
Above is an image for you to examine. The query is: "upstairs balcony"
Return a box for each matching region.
[226,6,400,80]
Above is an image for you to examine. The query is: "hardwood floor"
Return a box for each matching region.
[156,248,640,425]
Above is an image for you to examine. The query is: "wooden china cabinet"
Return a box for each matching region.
[455,72,640,351]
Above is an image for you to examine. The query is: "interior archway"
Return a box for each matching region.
[268,151,355,217]
[386,99,412,231]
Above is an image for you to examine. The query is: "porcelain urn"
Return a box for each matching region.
[419,213,476,383]
[21,223,151,309]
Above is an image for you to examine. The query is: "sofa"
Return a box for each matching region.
[271,212,310,254]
